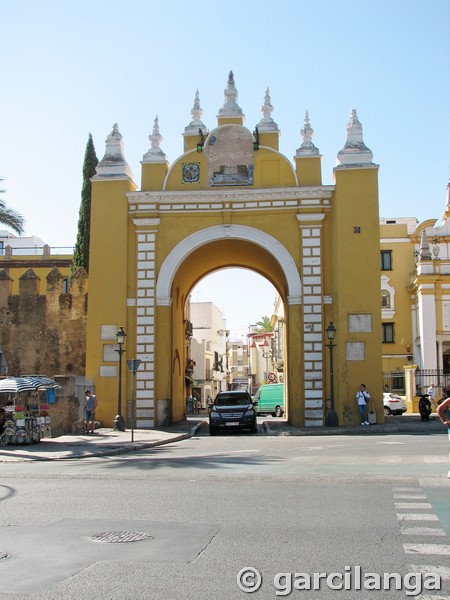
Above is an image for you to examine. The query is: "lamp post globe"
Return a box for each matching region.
[113,326,126,431]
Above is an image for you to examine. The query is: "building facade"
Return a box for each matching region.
[190,301,227,407]
[227,339,251,392]
[380,188,450,394]
[85,72,383,428]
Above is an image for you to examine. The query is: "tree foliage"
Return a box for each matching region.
[71,134,98,276]
[255,315,273,332]
[0,180,25,235]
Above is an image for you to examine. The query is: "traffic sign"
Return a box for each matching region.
[127,359,141,375]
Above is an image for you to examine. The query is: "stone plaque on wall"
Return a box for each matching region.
[346,341,365,361]
[100,366,117,377]
[103,344,118,362]
[101,325,118,340]
[348,314,372,333]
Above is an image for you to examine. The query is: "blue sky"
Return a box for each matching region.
[1,0,449,338]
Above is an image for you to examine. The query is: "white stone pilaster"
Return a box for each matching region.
[298,215,325,426]
[134,224,160,427]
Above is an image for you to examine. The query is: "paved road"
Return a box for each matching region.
[0,431,448,599]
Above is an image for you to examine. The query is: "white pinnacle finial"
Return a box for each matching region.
[419,229,432,260]
[94,123,133,179]
[150,116,162,149]
[296,110,319,157]
[257,87,278,132]
[142,115,167,163]
[218,70,243,117]
[184,90,208,135]
[192,90,203,123]
[336,109,374,167]
[261,88,273,120]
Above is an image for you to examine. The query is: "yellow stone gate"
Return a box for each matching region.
[86,73,383,428]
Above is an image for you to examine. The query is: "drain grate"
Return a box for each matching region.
[90,531,153,544]
[0,551,8,560]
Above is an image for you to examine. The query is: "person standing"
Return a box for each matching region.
[356,384,370,426]
[428,383,437,410]
[186,394,193,415]
[436,387,450,479]
[84,390,97,434]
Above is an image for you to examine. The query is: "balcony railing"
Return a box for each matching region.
[0,245,74,257]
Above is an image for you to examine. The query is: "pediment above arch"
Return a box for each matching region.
[162,123,297,191]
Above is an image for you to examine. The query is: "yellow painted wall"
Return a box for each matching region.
[85,177,137,426]
[331,167,383,424]
[0,261,72,294]
[295,157,322,187]
[380,222,415,372]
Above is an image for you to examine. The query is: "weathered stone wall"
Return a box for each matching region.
[0,267,88,377]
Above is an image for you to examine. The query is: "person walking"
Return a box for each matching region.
[428,383,437,410]
[186,394,193,415]
[436,387,450,479]
[356,384,370,426]
[84,390,97,434]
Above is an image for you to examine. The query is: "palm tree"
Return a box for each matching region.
[255,315,273,332]
[0,180,25,235]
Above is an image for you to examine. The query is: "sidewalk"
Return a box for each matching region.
[263,413,447,436]
[0,413,446,463]
[0,420,207,462]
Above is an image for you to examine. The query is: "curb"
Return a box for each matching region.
[0,421,208,462]
[261,420,445,436]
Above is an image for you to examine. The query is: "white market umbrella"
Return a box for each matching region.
[0,376,60,394]
[26,376,61,390]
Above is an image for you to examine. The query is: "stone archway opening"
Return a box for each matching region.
[164,235,294,422]
[188,267,286,411]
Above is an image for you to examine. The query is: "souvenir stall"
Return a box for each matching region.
[0,376,60,445]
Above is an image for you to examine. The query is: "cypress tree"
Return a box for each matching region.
[71,134,98,276]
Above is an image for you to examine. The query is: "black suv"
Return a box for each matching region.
[209,390,257,435]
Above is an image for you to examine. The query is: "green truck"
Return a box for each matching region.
[253,383,285,417]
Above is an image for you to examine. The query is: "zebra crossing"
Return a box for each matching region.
[393,485,450,599]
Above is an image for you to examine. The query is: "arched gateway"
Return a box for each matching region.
[86,73,382,428]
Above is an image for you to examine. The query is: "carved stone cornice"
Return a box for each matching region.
[127,186,335,207]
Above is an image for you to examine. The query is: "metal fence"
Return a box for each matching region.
[382,371,405,394]
[414,369,450,394]
[382,369,450,395]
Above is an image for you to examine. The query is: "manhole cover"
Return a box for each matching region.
[90,531,153,543]
[0,551,8,559]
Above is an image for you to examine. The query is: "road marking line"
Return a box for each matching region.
[408,565,450,581]
[404,544,450,555]
[395,502,433,509]
[415,596,450,600]
[394,494,427,499]
[409,565,450,578]
[423,456,447,463]
[393,487,423,492]
[400,527,446,536]
[378,441,406,444]
[397,513,439,521]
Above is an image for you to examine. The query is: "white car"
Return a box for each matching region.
[383,393,407,416]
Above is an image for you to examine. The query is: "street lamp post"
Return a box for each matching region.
[262,348,272,384]
[113,326,126,431]
[325,322,339,427]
